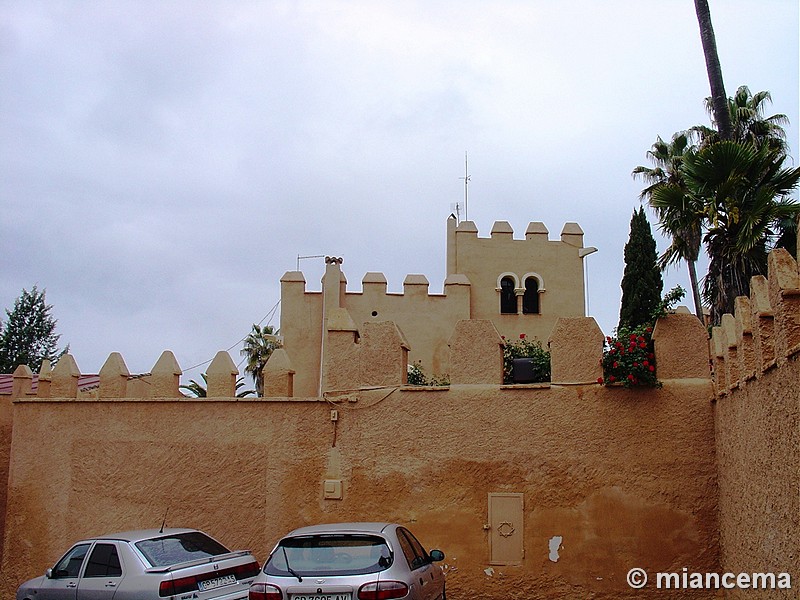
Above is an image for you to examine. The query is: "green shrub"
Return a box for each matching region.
[503,335,551,384]
[406,361,449,386]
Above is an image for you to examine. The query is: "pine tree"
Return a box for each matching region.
[0,286,68,372]
[618,208,663,330]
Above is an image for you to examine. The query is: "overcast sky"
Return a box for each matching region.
[1,0,798,381]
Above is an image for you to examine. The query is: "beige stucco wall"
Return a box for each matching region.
[1,377,719,600]
[711,248,800,598]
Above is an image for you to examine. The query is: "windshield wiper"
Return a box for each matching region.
[282,546,302,582]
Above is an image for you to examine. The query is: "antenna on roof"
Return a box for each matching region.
[296,254,326,271]
[458,151,470,221]
[159,506,170,533]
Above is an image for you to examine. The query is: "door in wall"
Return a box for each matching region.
[488,492,524,565]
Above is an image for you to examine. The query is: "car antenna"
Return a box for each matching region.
[159,507,170,533]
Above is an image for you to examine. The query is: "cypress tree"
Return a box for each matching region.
[618,207,663,330]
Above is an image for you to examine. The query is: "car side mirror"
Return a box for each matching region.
[429,549,445,562]
[45,568,54,579]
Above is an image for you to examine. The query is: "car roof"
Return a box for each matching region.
[89,528,200,543]
[284,522,395,538]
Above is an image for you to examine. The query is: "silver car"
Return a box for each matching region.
[249,522,446,600]
[16,527,260,600]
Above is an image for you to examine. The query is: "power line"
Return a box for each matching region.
[183,299,281,374]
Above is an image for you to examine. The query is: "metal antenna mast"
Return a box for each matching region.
[459,151,470,221]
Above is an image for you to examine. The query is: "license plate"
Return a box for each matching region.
[291,595,351,600]
[198,574,237,591]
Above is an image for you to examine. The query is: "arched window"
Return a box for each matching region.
[522,277,540,314]
[500,276,517,314]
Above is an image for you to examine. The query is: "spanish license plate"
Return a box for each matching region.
[198,574,237,591]
[291,595,351,600]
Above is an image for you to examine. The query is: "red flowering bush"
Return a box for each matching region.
[598,286,685,388]
[599,325,659,388]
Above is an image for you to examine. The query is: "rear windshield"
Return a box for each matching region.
[265,534,391,577]
[136,532,229,567]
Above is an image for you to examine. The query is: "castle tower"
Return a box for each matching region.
[447,216,591,344]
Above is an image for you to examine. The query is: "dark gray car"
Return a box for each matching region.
[248,522,445,600]
[16,527,260,600]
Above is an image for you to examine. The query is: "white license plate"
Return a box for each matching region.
[291,595,351,600]
[198,574,237,591]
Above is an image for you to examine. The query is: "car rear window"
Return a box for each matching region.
[265,534,391,577]
[136,532,230,567]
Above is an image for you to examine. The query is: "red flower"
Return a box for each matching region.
[639,342,647,348]
[649,365,655,372]
[613,362,618,368]
[609,375,616,382]
[597,377,604,384]
[629,334,637,341]
[519,333,526,339]
[627,374,635,381]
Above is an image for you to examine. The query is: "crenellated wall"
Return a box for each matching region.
[710,248,799,598]
[1,311,724,599]
[280,261,470,397]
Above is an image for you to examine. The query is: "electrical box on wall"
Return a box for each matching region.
[323,479,343,500]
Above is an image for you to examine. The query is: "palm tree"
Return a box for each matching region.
[240,324,280,397]
[692,86,789,153]
[678,141,800,322]
[180,373,255,398]
[693,0,732,141]
[633,132,705,320]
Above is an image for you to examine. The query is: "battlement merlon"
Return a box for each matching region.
[446,217,587,276]
[710,247,800,395]
[447,217,584,244]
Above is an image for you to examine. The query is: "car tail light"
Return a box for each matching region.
[249,582,282,600]
[234,560,262,580]
[160,574,199,596]
[357,581,409,600]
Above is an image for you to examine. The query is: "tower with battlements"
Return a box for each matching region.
[279,216,594,397]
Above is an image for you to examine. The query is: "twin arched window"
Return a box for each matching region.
[498,273,543,315]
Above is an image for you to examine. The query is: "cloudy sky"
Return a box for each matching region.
[1,0,797,381]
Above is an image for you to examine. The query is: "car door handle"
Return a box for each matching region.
[105,581,117,587]
[66,582,78,588]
